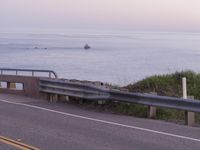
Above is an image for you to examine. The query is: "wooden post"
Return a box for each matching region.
[148,106,157,119]
[185,96,195,126]
[58,95,70,102]
[182,78,195,126]
[148,92,157,118]
[49,94,58,103]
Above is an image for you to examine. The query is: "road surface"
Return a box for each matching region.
[0,94,200,150]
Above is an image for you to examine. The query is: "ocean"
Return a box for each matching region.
[0,31,200,85]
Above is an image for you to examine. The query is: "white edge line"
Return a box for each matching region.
[0,98,200,143]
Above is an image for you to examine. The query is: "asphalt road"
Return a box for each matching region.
[0,94,200,150]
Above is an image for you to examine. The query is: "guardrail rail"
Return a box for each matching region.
[40,78,200,113]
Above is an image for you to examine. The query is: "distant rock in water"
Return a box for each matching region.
[33,46,48,50]
[84,44,91,50]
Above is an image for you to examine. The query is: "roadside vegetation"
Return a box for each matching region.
[70,70,200,125]
[126,70,200,99]
[123,70,200,124]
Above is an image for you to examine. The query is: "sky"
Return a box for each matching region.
[0,0,200,32]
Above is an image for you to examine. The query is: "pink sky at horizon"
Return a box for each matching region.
[0,0,200,32]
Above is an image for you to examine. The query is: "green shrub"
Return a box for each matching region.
[126,70,200,99]
[124,70,200,124]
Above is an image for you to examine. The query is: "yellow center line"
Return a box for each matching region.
[0,136,40,150]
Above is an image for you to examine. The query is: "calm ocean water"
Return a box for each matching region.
[0,31,200,85]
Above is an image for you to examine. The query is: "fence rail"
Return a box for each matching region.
[40,78,200,113]
[0,68,58,79]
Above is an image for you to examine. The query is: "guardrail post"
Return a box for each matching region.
[185,96,195,126]
[182,77,195,126]
[58,95,70,102]
[148,92,157,119]
[49,94,58,103]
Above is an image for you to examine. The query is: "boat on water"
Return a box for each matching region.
[84,44,91,49]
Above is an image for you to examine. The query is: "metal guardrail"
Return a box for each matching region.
[0,68,58,79]
[40,78,109,100]
[109,90,200,113]
[40,78,200,113]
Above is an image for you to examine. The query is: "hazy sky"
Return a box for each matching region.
[0,0,200,32]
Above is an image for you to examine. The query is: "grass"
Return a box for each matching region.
[124,70,200,124]
[126,70,200,99]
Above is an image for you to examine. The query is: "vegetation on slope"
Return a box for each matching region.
[70,70,200,125]
[123,70,200,124]
[126,70,200,99]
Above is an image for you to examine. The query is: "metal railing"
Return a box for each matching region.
[40,78,200,113]
[0,68,58,79]
[40,78,109,100]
